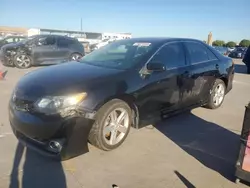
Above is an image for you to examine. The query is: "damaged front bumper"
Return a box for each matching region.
[9,100,96,160]
[0,49,15,66]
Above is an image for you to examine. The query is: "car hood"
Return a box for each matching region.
[15,62,125,100]
[1,42,24,50]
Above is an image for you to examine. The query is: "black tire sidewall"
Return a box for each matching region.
[14,53,32,69]
[92,100,132,150]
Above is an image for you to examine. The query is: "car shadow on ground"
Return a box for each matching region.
[234,64,247,74]
[152,111,240,182]
[9,142,67,188]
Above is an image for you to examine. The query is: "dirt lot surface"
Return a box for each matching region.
[0,59,250,188]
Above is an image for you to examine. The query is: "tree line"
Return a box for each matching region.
[211,39,250,48]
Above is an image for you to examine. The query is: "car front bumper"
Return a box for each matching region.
[0,50,13,66]
[9,101,95,160]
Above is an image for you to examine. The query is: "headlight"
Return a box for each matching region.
[34,92,87,115]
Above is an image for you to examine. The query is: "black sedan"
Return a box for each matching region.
[9,38,234,160]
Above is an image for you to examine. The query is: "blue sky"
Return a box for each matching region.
[0,0,249,42]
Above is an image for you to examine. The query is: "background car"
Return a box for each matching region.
[0,34,85,68]
[228,47,246,58]
[0,35,26,48]
[213,46,229,56]
[227,47,235,52]
[9,38,234,160]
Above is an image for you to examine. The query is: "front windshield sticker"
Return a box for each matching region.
[133,42,151,47]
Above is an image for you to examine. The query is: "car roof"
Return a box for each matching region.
[32,34,76,40]
[124,37,203,44]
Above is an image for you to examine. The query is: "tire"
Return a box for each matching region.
[13,52,32,69]
[88,99,132,151]
[235,178,240,184]
[205,79,226,109]
[69,53,82,61]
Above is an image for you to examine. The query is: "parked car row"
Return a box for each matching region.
[213,46,230,56]
[228,47,247,59]
[9,37,235,160]
[0,34,85,68]
[213,46,248,59]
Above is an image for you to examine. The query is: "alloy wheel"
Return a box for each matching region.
[71,54,82,61]
[213,83,225,106]
[16,54,31,68]
[103,108,129,145]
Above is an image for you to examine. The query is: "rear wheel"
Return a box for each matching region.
[205,79,226,109]
[14,53,32,69]
[88,99,132,151]
[70,53,82,61]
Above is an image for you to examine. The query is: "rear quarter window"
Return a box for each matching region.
[205,47,218,60]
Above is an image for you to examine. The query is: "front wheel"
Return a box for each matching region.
[205,79,226,109]
[70,53,82,61]
[88,99,132,151]
[13,53,32,69]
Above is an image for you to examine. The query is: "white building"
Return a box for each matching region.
[102,32,132,40]
[27,28,132,44]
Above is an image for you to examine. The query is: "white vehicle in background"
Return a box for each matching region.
[90,38,120,51]
[94,38,112,49]
[228,47,235,52]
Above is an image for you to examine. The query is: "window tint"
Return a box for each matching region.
[57,37,69,47]
[206,47,218,60]
[185,42,209,64]
[37,36,56,46]
[5,37,14,43]
[150,43,186,68]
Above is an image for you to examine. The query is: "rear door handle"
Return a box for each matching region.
[182,71,189,77]
[215,64,219,69]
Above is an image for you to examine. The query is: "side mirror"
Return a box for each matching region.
[146,62,166,72]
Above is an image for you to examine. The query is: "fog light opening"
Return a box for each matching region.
[48,140,63,153]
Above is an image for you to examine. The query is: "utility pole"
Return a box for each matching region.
[80,18,82,35]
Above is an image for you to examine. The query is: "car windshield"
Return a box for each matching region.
[19,36,36,44]
[80,40,156,69]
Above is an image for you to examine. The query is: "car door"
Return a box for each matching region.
[136,42,187,118]
[56,37,72,61]
[31,35,58,64]
[181,41,219,107]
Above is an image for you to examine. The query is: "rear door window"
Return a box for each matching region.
[184,42,209,64]
[37,36,56,46]
[150,42,186,69]
[57,37,69,48]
